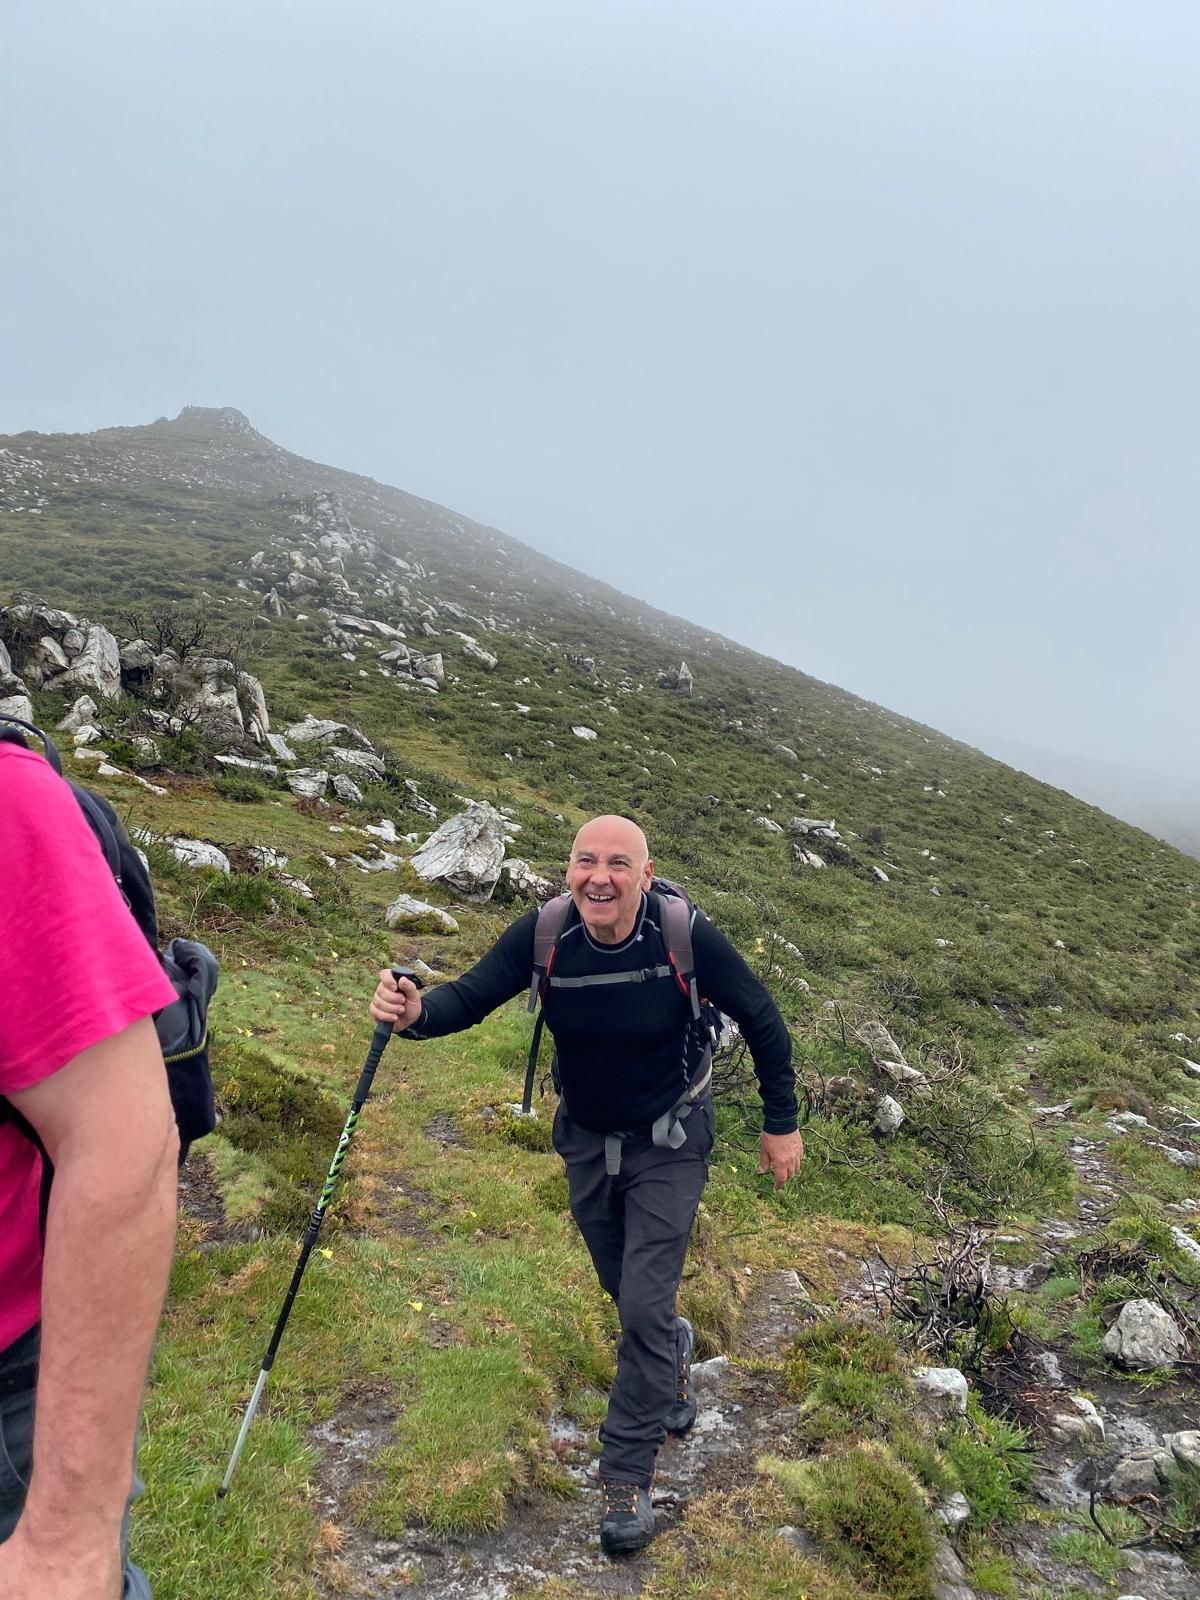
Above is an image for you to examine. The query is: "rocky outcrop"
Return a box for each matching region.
[410,802,508,900]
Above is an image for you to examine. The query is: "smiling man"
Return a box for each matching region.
[369,814,801,1554]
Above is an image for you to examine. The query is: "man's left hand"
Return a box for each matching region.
[759,1130,804,1189]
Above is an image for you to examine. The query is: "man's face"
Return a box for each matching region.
[566,818,653,944]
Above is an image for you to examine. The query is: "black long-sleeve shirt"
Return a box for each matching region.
[404,894,797,1136]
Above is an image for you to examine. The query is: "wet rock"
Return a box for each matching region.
[1031,1351,1067,1389]
[912,1366,968,1416]
[1102,1300,1185,1370]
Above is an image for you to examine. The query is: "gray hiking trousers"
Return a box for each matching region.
[553,1097,714,1487]
[0,1325,151,1598]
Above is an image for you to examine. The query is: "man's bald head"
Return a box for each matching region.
[570,814,650,869]
[566,814,654,944]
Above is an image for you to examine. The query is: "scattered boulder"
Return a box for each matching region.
[933,1492,971,1530]
[285,713,373,751]
[875,1094,906,1135]
[167,838,231,874]
[328,747,386,783]
[572,725,598,741]
[1162,1429,1200,1472]
[236,672,270,742]
[1102,1300,1185,1370]
[788,817,840,840]
[0,690,33,725]
[266,732,297,762]
[412,652,444,685]
[912,1366,968,1416]
[1049,1395,1105,1445]
[384,894,459,932]
[856,1021,907,1066]
[410,802,507,900]
[498,859,556,902]
[57,694,100,735]
[287,768,329,800]
[332,774,364,805]
[755,816,784,833]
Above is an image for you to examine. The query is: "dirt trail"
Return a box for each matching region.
[311,1268,815,1599]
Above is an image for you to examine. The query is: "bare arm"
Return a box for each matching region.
[0,1017,178,1598]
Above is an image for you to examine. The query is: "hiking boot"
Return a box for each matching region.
[599,1478,655,1555]
[665,1315,697,1434]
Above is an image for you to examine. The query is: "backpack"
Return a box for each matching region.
[0,716,219,1166]
[520,879,723,1131]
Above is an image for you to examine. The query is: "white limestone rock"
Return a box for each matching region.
[912,1366,968,1415]
[1102,1300,1185,1370]
[286,768,329,800]
[410,802,507,900]
[384,894,459,932]
[168,838,231,874]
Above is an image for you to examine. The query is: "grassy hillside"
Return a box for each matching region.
[3,408,1198,1600]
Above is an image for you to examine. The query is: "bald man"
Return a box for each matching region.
[370,814,800,1554]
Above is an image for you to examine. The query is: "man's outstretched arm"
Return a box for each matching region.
[0,1017,178,1600]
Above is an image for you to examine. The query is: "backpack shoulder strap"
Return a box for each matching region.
[69,783,124,881]
[648,890,701,1022]
[527,893,574,1012]
[521,894,574,1115]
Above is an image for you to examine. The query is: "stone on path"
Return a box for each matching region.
[1102,1299,1185,1370]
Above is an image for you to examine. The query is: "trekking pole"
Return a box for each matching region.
[217,966,423,1498]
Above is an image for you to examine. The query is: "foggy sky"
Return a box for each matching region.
[3,2,1198,795]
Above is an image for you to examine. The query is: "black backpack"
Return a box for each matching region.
[0,716,219,1165]
[520,878,722,1118]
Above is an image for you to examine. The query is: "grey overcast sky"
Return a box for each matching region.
[3,1,1198,795]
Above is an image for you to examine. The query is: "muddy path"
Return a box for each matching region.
[309,1268,815,1599]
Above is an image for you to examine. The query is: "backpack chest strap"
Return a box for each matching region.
[546,965,673,991]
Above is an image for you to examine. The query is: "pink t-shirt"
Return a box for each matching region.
[0,742,176,1351]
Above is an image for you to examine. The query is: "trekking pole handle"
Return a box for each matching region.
[351,968,423,1101]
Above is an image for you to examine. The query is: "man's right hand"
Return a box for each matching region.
[370,969,424,1032]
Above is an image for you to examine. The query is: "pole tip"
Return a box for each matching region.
[216,1484,229,1500]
